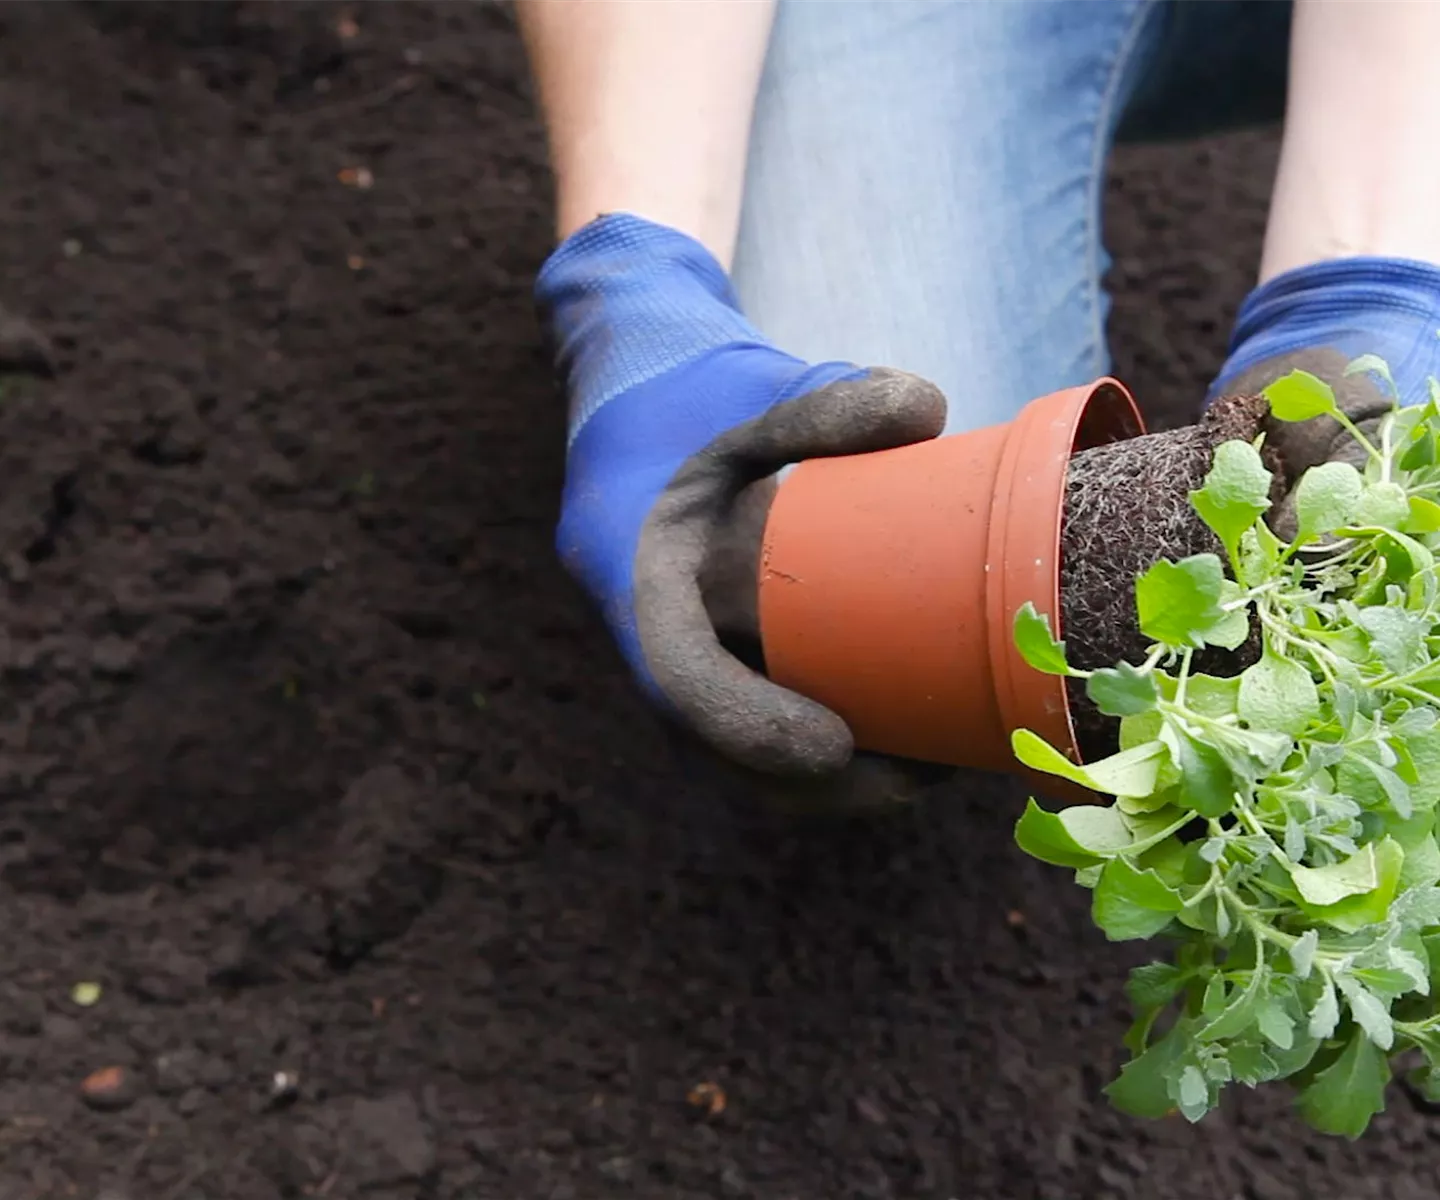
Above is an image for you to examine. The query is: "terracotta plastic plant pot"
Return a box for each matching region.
[758,378,1145,779]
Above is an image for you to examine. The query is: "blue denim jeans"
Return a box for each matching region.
[731,0,1293,435]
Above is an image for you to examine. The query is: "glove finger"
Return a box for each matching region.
[727,367,947,472]
[635,504,855,777]
[1223,347,1391,480]
[632,368,948,777]
[643,578,856,775]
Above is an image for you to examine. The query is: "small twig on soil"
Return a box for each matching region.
[97,850,161,877]
[0,1115,47,1145]
[285,75,418,127]
[425,855,498,884]
[162,1159,210,1200]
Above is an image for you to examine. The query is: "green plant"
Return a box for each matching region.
[1012,358,1440,1137]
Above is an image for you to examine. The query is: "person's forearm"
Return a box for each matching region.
[516,0,775,268]
[1261,0,1440,280]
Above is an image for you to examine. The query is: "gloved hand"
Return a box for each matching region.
[536,213,948,801]
[1207,258,1440,532]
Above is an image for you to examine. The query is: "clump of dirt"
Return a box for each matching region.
[1060,393,1286,760]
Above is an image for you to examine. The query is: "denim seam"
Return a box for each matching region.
[1084,0,1160,378]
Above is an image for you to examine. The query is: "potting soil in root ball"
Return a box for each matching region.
[1060,393,1286,761]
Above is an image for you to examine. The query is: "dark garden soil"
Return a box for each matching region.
[2,4,1440,1199]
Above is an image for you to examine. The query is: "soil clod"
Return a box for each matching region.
[0,305,56,377]
[1061,394,1285,759]
[80,1066,138,1112]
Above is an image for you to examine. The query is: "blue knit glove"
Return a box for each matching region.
[536,213,946,777]
[1211,258,1440,405]
[1206,258,1440,535]
[1210,257,1440,460]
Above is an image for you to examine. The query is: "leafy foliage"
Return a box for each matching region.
[1012,359,1440,1138]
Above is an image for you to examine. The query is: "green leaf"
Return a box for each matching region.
[1290,929,1319,979]
[1106,1022,1188,1119]
[1396,886,1440,932]
[1015,799,1135,868]
[1092,857,1183,941]
[1229,1041,1281,1085]
[1134,555,1226,649]
[1013,602,1070,676]
[1257,999,1295,1050]
[1087,662,1160,717]
[1126,962,1187,1011]
[1173,1064,1211,1122]
[1124,807,1189,846]
[1336,975,1394,1050]
[1295,838,1405,933]
[1377,528,1436,580]
[1190,439,1273,554]
[1186,674,1242,719]
[1350,755,1413,821]
[1201,972,1227,1018]
[1402,440,1438,476]
[1294,461,1364,538]
[1356,606,1427,675]
[1263,369,1339,422]
[1238,520,1285,588]
[1290,840,1394,905]
[1391,940,1432,995]
[1274,1033,1325,1081]
[1296,1029,1390,1139]
[1404,729,1440,810]
[1349,966,1419,1001]
[1169,725,1235,818]
[1344,353,1398,397]
[1202,594,1252,652]
[1238,650,1320,737]
[1401,835,1440,891]
[1384,808,1432,851]
[1011,729,1167,798]
[1198,965,1269,1042]
[1296,835,1393,904]
[1308,979,1340,1040]
[1408,496,1440,537]
[1354,482,1411,529]
[1119,710,1163,752]
[1408,1063,1440,1104]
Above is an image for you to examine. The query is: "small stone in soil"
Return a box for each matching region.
[719,1163,748,1196]
[154,1047,203,1095]
[81,1065,138,1111]
[270,1069,301,1104]
[2,986,44,1036]
[598,1156,633,1185]
[0,306,56,375]
[686,1081,726,1117]
[90,637,139,678]
[852,1095,887,1126]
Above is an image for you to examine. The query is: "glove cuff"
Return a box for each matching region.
[535,214,766,440]
[1211,256,1440,404]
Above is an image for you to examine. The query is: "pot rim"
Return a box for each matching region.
[988,376,1146,770]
